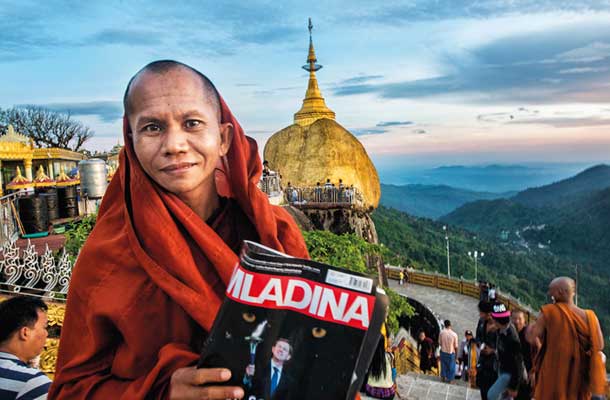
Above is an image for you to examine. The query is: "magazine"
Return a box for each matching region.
[198,241,389,400]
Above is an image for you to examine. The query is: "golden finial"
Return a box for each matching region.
[294,18,336,126]
[7,166,32,189]
[34,165,55,187]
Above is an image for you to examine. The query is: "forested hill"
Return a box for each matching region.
[372,206,610,354]
[441,167,610,277]
[512,164,610,208]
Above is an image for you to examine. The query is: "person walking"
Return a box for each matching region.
[439,320,459,383]
[476,301,498,400]
[487,303,524,400]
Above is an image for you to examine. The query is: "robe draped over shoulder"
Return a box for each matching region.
[534,303,607,400]
[48,96,309,399]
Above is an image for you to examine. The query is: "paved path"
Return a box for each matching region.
[360,281,483,399]
[361,373,480,400]
[388,280,481,338]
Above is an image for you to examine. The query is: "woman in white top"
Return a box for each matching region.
[364,338,396,400]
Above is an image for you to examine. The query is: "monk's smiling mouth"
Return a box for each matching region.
[161,162,198,173]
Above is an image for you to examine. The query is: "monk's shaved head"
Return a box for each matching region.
[549,277,576,303]
[123,60,221,124]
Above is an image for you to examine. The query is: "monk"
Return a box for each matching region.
[527,277,607,400]
[48,60,309,399]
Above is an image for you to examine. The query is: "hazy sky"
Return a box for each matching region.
[1,0,609,167]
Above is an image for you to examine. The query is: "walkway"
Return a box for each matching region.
[361,373,480,400]
[388,280,481,339]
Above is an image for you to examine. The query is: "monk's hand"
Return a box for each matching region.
[169,367,244,400]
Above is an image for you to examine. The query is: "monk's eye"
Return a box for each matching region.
[185,119,203,129]
[141,123,161,133]
[312,327,327,338]
[242,312,256,323]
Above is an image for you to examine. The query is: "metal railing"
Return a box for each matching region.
[0,237,73,301]
[284,186,364,207]
[385,265,537,322]
[258,174,282,196]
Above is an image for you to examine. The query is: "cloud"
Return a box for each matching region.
[412,129,427,134]
[339,75,384,85]
[85,29,163,46]
[351,1,610,25]
[333,21,610,104]
[351,128,388,136]
[18,101,123,123]
[376,121,413,127]
[553,42,610,63]
[477,107,540,123]
[508,116,610,128]
[559,66,609,74]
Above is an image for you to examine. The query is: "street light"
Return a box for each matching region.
[443,225,450,278]
[468,250,484,282]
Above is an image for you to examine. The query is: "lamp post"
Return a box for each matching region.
[468,250,484,282]
[443,225,450,278]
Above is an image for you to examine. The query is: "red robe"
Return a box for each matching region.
[48,96,309,399]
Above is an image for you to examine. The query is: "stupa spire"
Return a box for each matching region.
[294,18,336,126]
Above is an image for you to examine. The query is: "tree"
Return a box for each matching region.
[303,230,414,333]
[0,106,93,151]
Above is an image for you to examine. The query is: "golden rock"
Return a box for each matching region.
[263,20,380,208]
[264,119,380,208]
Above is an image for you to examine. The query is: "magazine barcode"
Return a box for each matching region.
[325,269,373,293]
[349,276,369,290]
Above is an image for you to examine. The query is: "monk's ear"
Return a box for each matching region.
[219,122,233,157]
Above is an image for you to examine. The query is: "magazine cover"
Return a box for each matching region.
[198,241,389,400]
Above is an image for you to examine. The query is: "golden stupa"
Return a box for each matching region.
[263,20,380,208]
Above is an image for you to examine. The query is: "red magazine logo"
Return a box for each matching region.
[226,265,375,330]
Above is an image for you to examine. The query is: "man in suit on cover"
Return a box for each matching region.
[244,338,294,400]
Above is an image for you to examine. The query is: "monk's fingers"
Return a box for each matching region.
[170,383,243,400]
[197,385,244,400]
[192,368,232,385]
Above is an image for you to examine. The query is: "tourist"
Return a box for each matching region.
[487,303,524,400]
[417,331,435,374]
[478,281,489,302]
[262,160,270,177]
[49,60,308,399]
[438,320,458,383]
[314,182,322,202]
[0,296,52,399]
[511,310,539,400]
[475,300,497,400]
[363,338,396,400]
[457,330,478,386]
[527,277,607,400]
[488,284,496,301]
[398,269,405,286]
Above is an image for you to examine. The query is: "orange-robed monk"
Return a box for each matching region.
[48,61,310,399]
[527,277,607,400]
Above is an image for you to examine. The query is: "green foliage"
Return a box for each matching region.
[303,230,414,334]
[373,205,610,364]
[383,286,413,334]
[64,214,97,256]
[303,230,377,274]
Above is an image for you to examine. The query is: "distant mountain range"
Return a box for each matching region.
[441,164,610,275]
[377,163,587,192]
[379,183,515,219]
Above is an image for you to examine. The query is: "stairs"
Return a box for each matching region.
[361,373,480,400]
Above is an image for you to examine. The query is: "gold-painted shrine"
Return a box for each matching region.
[0,125,86,195]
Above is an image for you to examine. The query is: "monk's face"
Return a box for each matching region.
[128,68,231,203]
[511,312,526,331]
